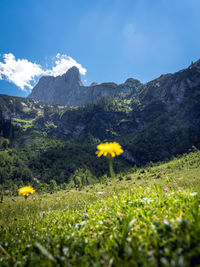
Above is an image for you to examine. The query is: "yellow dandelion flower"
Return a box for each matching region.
[96,142,123,158]
[96,142,123,177]
[18,186,35,199]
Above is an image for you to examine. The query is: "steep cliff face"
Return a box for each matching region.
[139,60,200,108]
[28,67,83,105]
[28,66,142,105]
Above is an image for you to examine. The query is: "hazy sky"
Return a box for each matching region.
[0,0,200,97]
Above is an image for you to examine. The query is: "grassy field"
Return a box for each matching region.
[0,151,200,266]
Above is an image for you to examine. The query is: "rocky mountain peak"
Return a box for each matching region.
[28,66,84,105]
[125,78,142,87]
[90,82,98,87]
[63,66,83,86]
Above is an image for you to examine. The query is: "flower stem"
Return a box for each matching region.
[108,155,114,178]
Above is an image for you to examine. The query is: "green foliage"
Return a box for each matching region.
[69,168,95,188]
[26,137,130,184]
[49,179,58,192]
[0,134,130,189]
[0,137,9,149]
[0,118,14,143]
[0,150,33,185]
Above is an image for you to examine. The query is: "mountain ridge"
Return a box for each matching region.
[28,65,142,105]
[28,60,200,108]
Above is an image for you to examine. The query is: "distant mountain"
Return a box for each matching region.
[28,66,142,106]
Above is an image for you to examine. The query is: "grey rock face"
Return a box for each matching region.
[90,82,98,86]
[28,66,83,105]
[28,60,200,107]
[28,67,141,106]
[140,59,200,108]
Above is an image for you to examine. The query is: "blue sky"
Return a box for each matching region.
[0,0,200,97]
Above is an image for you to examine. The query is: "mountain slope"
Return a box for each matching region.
[138,59,200,107]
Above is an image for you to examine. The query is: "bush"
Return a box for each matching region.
[49,179,58,192]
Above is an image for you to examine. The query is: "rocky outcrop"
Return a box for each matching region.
[139,60,200,108]
[28,67,83,105]
[28,66,142,106]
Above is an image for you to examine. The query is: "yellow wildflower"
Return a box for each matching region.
[96,142,123,177]
[96,142,123,158]
[18,186,35,198]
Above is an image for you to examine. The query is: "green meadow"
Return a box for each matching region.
[0,151,200,266]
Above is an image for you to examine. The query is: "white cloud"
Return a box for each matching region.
[0,54,43,91]
[45,53,87,76]
[0,53,87,91]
